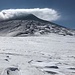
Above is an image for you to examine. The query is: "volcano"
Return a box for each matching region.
[0,14,75,36]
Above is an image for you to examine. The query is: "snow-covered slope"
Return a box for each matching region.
[0,14,75,36]
[0,34,75,75]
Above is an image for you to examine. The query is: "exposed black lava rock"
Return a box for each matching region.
[68,68,75,70]
[45,71,57,74]
[45,66,59,69]
[8,67,19,71]
[5,59,9,62]
[0,14,75,36]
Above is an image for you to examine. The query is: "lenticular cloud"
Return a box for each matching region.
[0,8,60,21]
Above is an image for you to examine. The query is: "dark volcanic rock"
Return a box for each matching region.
[0,14,75,36]
[45,71,57,74]
[8,67,19,71]
[68,68,75,70]
[45,66,59,69]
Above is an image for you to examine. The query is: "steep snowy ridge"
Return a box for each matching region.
[0,14,75,36]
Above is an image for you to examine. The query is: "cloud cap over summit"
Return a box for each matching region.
[0,8,60,21]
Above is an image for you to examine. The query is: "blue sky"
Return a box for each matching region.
[0,0,75,29]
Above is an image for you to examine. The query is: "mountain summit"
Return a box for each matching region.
[0,14,75,36]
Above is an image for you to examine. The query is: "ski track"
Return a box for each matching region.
[0,34,75,75]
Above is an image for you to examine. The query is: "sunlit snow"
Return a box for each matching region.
[0,34,75,75]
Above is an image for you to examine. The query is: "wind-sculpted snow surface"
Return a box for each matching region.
[0,34,75,75]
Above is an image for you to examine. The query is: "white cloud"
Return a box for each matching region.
[0,8,60,21]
